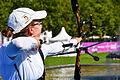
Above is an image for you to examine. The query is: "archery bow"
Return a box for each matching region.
[71,0,82,80]
[71,0,82,37]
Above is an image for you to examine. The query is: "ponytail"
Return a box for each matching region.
[1,27,14,38]
[2,26,29,39]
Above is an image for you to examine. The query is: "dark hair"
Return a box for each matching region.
[12,26,29,39]
[1,27,14,38]
[12,30,27,39]
[2,27,28,39]
[2,20,41,39]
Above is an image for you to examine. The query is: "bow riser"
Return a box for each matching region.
[71,0,81,80]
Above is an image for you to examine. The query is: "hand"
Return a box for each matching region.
[75,37,82,43]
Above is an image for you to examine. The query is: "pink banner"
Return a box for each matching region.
[80,42,120,53]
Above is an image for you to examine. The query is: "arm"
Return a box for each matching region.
[41,37,82,58]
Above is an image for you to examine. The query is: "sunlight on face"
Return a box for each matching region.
[29,20,43,38]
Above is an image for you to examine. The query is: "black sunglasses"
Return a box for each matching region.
[30,20,42,26]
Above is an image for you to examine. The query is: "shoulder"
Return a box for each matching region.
[12,37,37,48]
[11,37,38,51]
[12,37,37,43]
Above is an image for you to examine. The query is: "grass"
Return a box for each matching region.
[80,52,109,64]
[45,52,120,66]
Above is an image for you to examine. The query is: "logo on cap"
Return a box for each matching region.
[23,15,29,24]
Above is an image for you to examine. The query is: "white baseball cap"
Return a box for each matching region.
[8,8,47,34]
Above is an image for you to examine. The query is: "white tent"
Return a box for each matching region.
[88,36,100,39]
[102,35,111,38]
[49,27,71,42]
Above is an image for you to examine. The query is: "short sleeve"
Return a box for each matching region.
[12,37,38,50]
[5,37,38,57]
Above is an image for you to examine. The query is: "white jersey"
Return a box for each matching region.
[0,37,78,80]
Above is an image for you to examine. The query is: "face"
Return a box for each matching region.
[28,20,42,39]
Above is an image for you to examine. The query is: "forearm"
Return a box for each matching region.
[41,38,80,57]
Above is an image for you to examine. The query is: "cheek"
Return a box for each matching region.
[38,27,42,33]
[34,26,42,34]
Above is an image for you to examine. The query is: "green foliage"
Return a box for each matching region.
[79,0,119,36]
[0,0,120,37]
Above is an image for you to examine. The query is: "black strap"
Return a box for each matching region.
[38,48,45,80]
[8,56,22,80]
[8,56,16,60]
[14,64,22,80]
[38,48,44,64]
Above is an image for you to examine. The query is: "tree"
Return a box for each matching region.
[0,0,120,37]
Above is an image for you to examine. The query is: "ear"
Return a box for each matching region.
[28,27,34,36]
